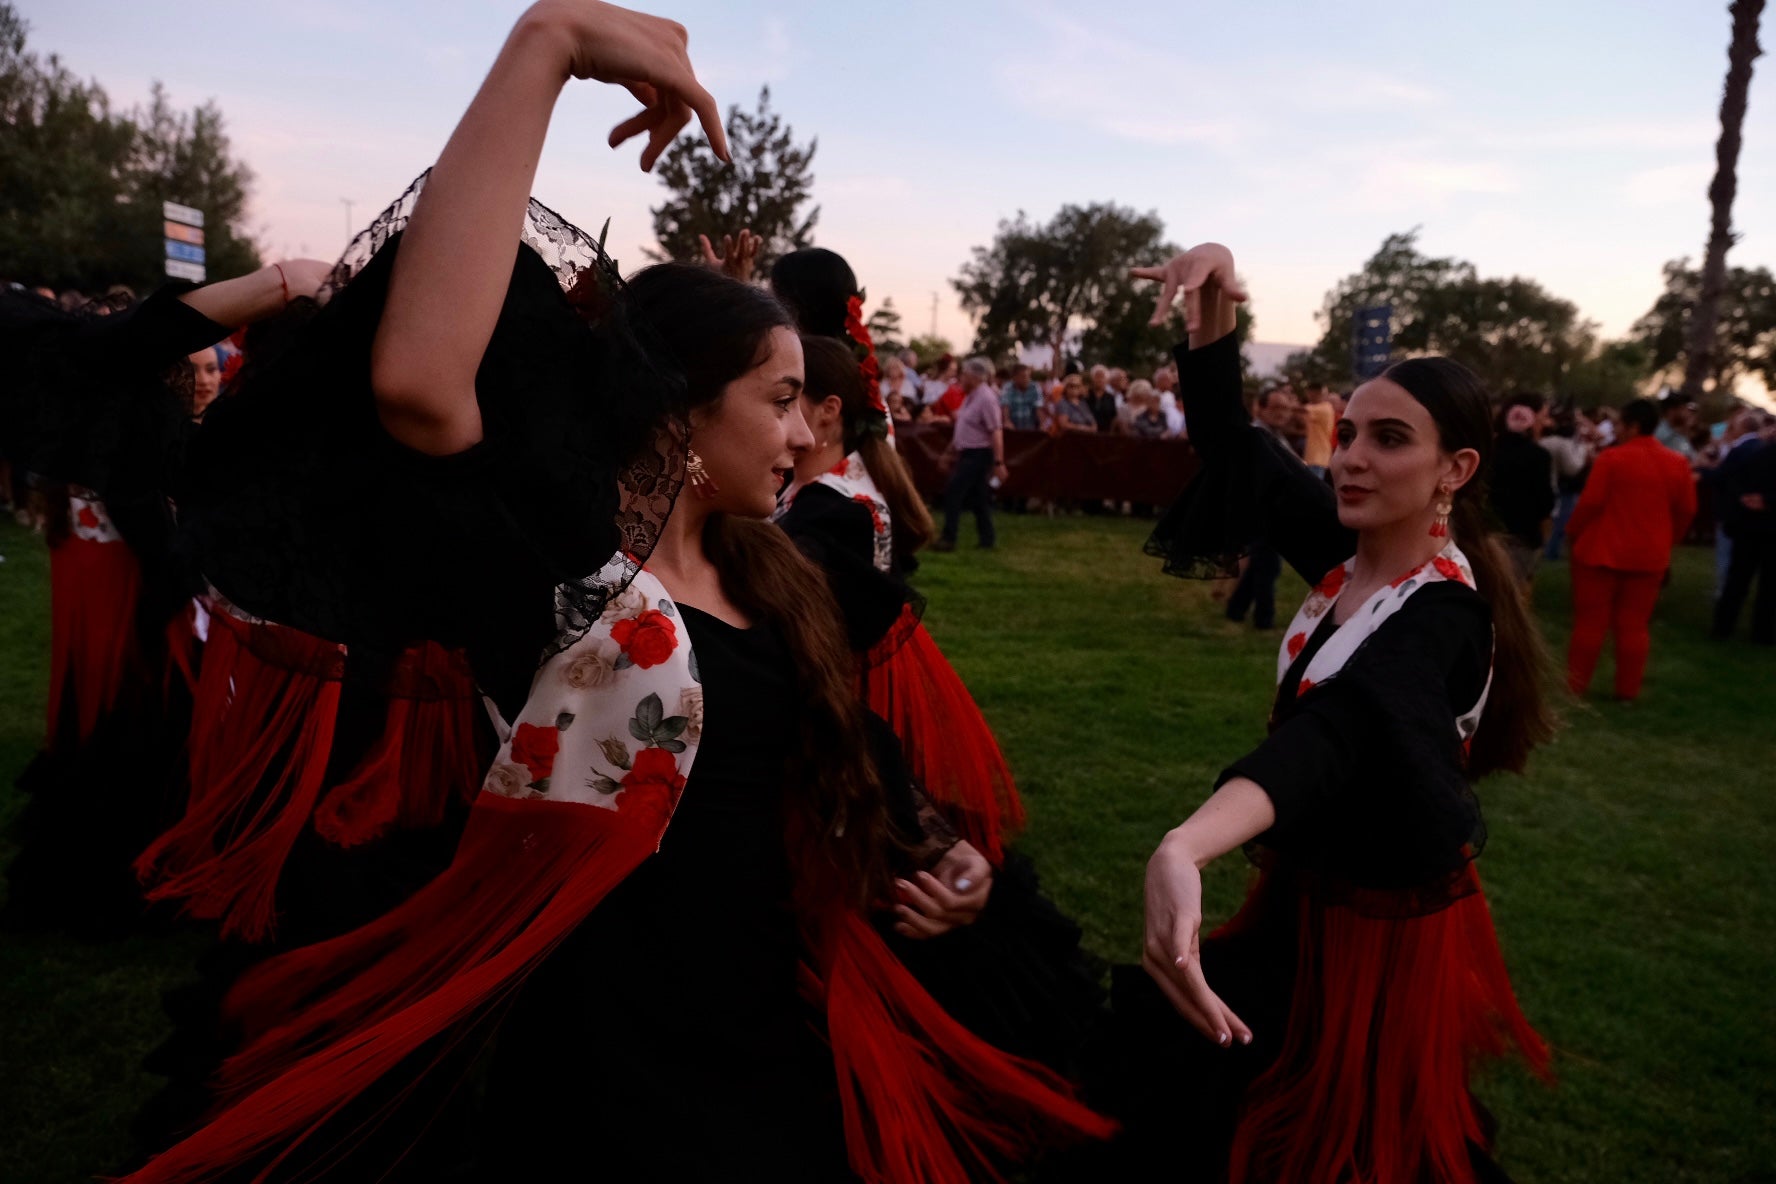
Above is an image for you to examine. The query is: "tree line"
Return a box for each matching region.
[0,3,260,294]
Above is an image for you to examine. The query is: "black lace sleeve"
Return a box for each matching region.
[777,484,912,654]
[1144,333,1355,583]
[1222,583,1491,903]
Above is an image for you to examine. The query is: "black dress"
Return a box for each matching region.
[1097,333,1544,1183]
[481,605,852,1180]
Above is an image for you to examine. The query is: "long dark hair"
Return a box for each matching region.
[800,335,935,563]
[1382,356,1558,777]
[612,263,901,905]
[769,247,858,339]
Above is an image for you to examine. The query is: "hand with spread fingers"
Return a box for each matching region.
[699,229,761,283]
[1129,242,1249,345]
[1143,830,1253,1048]
[893,840,993,939]
[534,0,730,171]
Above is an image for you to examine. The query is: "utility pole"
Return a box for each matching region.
[342,198,355,242]
[930,291,938,339]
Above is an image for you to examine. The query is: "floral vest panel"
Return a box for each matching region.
[775,452,893,573]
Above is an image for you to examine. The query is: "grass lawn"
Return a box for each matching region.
[1,512,1773,1181]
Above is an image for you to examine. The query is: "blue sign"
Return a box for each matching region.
[1353,303,1393,379]
[165,239,207,264]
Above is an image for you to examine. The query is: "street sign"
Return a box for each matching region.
[1352,304,1393,379]
[164,259,207,282]
[163,201,205,228]
[165,240,207,264]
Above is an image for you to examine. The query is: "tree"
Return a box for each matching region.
[1634,259,1776,412]
[1681,0,1765,403]
[905,334,953,369]
[1563,341,1655,409]
[0,3,135,290]
[1308,230,1597,393]
[118,82,261,285]
[649,86,817,272]
[865,297,904,353]
[0,4,261,292]
[952,203,1180,367]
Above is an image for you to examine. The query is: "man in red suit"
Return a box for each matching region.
[1564,398,1699,700]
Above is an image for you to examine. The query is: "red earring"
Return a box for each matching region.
[687,450,718,500]
[1429,486,1452,538]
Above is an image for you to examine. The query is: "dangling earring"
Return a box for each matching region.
[1429,484,1452,538]
[686,449,718,500]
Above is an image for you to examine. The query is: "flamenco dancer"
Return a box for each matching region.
[769,247,1026,863]
[121,4,1110,1180]
[0,266,327,936]
[1105,243,1552,1182]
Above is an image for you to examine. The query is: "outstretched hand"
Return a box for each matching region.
[1143,833,1252,1047]
[699,229,761,282]
[1130,243,1248,338]
[541,0,730,170]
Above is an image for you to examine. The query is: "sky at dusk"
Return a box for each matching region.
[19,0,1776,367]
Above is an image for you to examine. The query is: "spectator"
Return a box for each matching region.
[1706,409,1773,641]
[880,354,918,410]
[1300,380,1336,478]
[1050,373,1098,433]
[920,354,957,415]
[1153,365,1185,437]
[189,346,224,420]
[931,356,1005,552]
[1226,385,1301,630]
[1126,381,1168,439]
[1540,408,1593,559]
[1655,393,1698,462]
[1085,365,1120,433]
[1001,363,1044,431]
[1489,397,1556,589]
[1565,398,1698,700]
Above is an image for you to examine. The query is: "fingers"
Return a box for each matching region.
[639,99,691,171]
[1129,265,1167,282]
[698,234,719,266]
[609,103,665,150]
[680,77,730,161]
[894,905,952,940]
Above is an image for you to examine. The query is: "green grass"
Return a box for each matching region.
[2,513,1773,1181]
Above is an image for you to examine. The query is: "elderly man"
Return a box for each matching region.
[1086,364,1120,433]
[931,356,1006,552]
[1001,363,1044,431]
[1225,384,1303,629]
[1707,409,1773,640]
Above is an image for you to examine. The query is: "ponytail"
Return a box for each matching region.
[857,434,935,563]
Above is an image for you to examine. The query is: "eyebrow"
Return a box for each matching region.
[1349,417,1417,432]
[776,376,804,392]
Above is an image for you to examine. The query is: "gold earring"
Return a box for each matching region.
[1429,485,1452,538]
[686,449,718,500]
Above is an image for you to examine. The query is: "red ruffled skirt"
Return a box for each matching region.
[1220,865,1551,1184]
[45,534,144,750]
[862,607,1024,861]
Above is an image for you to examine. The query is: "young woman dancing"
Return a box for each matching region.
[1108,243,1553,1183]
[119,4,1109,1180]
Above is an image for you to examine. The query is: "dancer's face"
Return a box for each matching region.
[689,327,812,517]
[189,349,222,418]
[791,391,845,482]
[1331,378,1477,532]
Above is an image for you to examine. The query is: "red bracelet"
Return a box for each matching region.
[272,262,290,306]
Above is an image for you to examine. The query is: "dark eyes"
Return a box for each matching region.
[1335,427,1407,448]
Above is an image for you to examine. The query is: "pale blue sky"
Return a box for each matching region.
[20,1,1776,358]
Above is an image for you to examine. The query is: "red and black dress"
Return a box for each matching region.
[117,181,1110,1183]
[1103,333,1549,1184]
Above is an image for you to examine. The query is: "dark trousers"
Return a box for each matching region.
[1713,532,1775,643]
[1227,540,1281,629]
[941,448,997,548]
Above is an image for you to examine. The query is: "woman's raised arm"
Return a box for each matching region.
[372,1,728,455]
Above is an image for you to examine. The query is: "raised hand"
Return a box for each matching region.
[1143,833,1252,1047]
[536,0,730,170]
[699,229,761,282]
[1129,243,1248,341]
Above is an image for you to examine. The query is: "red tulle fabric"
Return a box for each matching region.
[1222,866,1551,1184]
[134,613,345,941]
[122,788,1111,1184]
[863,610,1024,862]
[811,907,1115,1183]
[44,534,145,750]
[312,643,482,848]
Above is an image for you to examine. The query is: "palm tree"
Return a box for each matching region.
[1681,0,1766,402]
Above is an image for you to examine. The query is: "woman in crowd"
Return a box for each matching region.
[120,5,1109,1180]
[1564,397,1697,700]
[1108,242,1552,1183]
[1051,372,1099,433]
